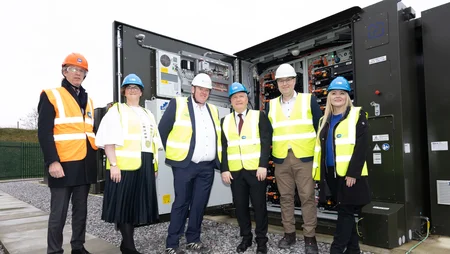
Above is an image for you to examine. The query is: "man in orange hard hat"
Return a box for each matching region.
[38,53,97,254]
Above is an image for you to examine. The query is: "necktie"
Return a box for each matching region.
[238,113,244,135]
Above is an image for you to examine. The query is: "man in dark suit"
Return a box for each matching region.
[220,82,272,254]
[158,73,222,254]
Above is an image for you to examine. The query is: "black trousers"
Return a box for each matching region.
[330,204,361,254]
[230,169,268,245]
[47,184,90,254]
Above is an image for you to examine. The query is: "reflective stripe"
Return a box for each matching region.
[51,89,66,118]
[53,133,86,141]
[54,117,84,125]
[228,152,261,161]
[315,146,321,152]
[271,119,313,128]
[273,132,316,141]
[123,134,141,140]
[228,139,261,147]
[336,155,352,162]
[174,120,191,127]
[166,140,190,149]
[302,93,308,120]
[115,150,142,158]
[86,132,95,138]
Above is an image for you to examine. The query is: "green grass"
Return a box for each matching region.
[0,128,39,143]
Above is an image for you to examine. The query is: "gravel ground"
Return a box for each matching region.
[0,181,372,254]
[0,244,4,254]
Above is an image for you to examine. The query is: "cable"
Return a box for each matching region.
[356,217,364,237]
[406,216,430,254]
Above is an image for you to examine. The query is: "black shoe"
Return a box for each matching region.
[71,247,91,254]
[256,243,267,254]
[165,248,186,254]
[304,236,319,254]
[120,244,141,254]
[236,238,252,253]
[186,242,211,253]
[278,232,296,249]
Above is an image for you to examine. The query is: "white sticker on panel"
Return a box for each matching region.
[431,141,448,151]
[372,134,389,142]
[373,153,382,165]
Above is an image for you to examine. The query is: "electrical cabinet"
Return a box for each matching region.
[111,0,437,248]
[422,2,450,237]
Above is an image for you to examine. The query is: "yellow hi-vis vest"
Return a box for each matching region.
[223,110,261,171]
[165,97,222,163]
[312,107,368,181]
[268,93,316,159]
[105,103,160,171]
[43,87,97,162]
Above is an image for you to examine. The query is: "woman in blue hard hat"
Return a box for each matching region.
[95,73,162,254]
[220,82,272,254]
[312,76,371,254]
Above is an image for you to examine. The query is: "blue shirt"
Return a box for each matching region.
[326,114,343,167]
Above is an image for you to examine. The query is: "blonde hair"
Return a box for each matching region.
[317,91,354,135]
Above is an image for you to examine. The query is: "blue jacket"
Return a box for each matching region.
[158,96,221,169]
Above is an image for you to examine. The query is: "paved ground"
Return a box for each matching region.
[0,180,449,253]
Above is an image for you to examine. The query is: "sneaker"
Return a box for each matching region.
[165,248,185,254]
[186,242,211,253]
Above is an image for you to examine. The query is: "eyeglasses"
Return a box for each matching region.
[66,66,87,75]
[125,85,141,91]
[277,77,294,85]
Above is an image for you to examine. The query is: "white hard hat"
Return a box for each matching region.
[191,73,212,89]
[275,63,297,79]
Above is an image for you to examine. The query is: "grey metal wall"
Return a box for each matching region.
[353,0,429,239]
[422,2,450,236]
[112,21,234,105]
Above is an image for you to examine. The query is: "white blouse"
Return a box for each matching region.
[95,104,162,153]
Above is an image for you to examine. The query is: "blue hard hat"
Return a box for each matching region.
[229,82,248,98]
[121,74,144,88]
[328,76,351,92]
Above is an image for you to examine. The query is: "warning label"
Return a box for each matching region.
[373,144,381,151]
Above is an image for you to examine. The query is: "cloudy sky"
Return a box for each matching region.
[0,0,447,128]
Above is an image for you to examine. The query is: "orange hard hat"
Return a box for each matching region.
[62,53,88,71]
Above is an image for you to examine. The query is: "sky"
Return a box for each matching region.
[0,0,447,128]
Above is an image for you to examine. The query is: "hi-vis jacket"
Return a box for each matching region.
[312,106,368,180]
[105,103,161,171]
[268,93,316,159]
[43,87,97,162]
[222,110,261,171]
[165,97,222,163]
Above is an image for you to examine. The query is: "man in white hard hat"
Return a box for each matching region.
[159,73,222,254]
[266,63,322,254]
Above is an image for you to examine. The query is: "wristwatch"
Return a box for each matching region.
[110,162,117,167]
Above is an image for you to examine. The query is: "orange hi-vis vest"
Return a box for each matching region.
[43,87,98,162]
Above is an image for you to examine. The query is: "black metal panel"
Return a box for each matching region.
[422,2,450,236]
[367,116,397,202]
[112,21,234,105]
[233,7,362,61]
[361,202,405,249]
[353,0,428,244]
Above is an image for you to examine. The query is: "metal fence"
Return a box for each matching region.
[0,142,44,180]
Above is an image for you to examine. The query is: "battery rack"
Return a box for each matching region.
[307,46,354,111]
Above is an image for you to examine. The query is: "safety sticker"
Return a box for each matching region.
[162,194,171,204]
[373,153,382,165]
[382,143,390,151]
[373,144,381,151]
[372,134,389,142]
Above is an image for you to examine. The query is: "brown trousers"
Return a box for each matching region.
[274,150,317,237]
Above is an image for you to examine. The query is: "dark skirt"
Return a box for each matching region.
[102,152,159,227]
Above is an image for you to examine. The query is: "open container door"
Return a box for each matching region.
[112,21,234,216]
[234,6,362,235]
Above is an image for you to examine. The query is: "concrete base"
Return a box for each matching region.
[0,191,119,254]
[204,215,450,254]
